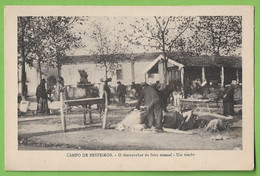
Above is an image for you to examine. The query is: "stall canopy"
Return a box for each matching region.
[143,54,184,74]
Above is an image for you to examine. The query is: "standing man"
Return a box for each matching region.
[103,78,111,104]
[117,81,126,105]
[223,80,237,116]
[36,79,49,115]
[159,85,175,112]
[136,83,163,132]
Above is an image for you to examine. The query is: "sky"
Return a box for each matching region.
[67,16,241,57]
[67,16,189,55]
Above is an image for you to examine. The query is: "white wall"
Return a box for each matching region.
[18,64,42,96]
[19,59,160,96]
[61,60,154,87]
[134,61,151,83]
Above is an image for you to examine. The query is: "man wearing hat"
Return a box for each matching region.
[136,83,163,132]
[36,79,49,114]
[100,78,112,104]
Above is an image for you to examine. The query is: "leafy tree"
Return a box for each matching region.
[195,16,242,56]
[43,16,83,76]
[18,17,35,99]
[29,17,51,80]
[18,16,83,99]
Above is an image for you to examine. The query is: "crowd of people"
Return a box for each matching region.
[103,78,239,131]
[33,76,238,132]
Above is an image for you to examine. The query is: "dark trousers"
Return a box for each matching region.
[146,103,163,130]
[223,99,234,116]
[118,94,125,104]
[37,98,49,114]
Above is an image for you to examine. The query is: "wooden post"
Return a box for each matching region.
[221,66,224,87]
[202,67,206,83]
[102,91,108,129]
[60,92,66,132]
[180,67,184,86]
[99,104,102,119]
[83,105,87,125]
[131,58,135,83]
[88,105,93,124]
[236,69,239,84]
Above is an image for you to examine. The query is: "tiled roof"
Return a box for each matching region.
[61,52,161,65]
[170,55,242,68]
[62,52,242,68]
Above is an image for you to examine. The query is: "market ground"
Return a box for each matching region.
[18,104,242,150]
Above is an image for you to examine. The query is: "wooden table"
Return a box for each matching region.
[60,92,108,132]
[180,98,213,112]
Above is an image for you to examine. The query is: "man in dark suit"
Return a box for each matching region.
[117,81,126,105]
[223,81,237,116]
[136,83,163,132]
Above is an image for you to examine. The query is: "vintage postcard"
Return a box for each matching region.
[5,6,254,170]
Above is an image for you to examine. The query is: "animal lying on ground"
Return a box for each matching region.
[162,110,208,131]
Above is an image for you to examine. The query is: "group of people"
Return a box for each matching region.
[100,79,175,132]
[36,77,64,115]
[135,81,183,132]
[134,79,239,131]
[36,75,237,127]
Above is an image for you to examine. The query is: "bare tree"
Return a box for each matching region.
[89,21,128,79]
[123,16,192,85]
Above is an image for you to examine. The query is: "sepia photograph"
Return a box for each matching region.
[5,6,254,170]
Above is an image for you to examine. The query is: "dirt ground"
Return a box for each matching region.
[18,104,242,150]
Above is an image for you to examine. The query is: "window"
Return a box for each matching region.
[116,69,123,80]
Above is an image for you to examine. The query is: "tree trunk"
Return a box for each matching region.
[38,59,42,82]
[164,59,168,86]
[57,59,61,100]
[21,30,27,100]
[131,60,135,82]
[105,65,108,79]
[57,61,61,77]
[162,52,168,87]
[21,56,27,100]
[162,31,168,86]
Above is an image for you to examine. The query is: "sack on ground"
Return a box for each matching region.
[115,109,146,131]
